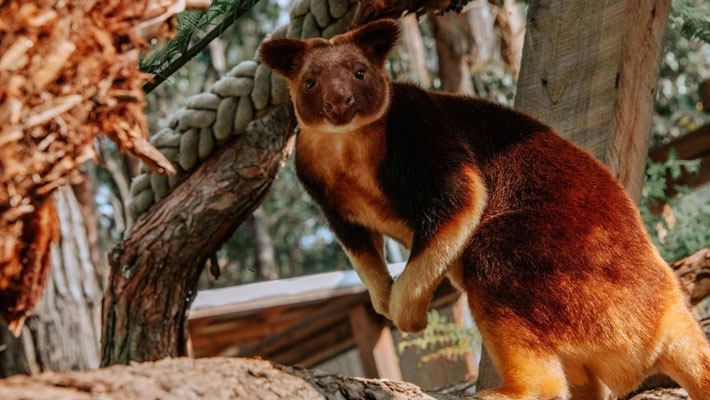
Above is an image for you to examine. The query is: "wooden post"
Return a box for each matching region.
[477,0,671,391]
[515,0,670,204]
[348,303,402,380]
[451,295,478,380]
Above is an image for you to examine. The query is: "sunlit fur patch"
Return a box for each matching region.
[652,291,710,399]
[475,348,569,399]
[295,106,413,248]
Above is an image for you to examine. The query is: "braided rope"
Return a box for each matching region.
[126,0,359,224]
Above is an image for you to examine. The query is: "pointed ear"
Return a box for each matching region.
[259,38,307,79]
[350,19,400,65]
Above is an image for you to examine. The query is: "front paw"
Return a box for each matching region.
[370,286,391,319]
[389,279,429,333]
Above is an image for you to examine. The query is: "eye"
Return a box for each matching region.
[355,70,365,80]
[305,79,315,89]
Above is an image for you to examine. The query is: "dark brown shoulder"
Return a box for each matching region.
[389,82,550,155]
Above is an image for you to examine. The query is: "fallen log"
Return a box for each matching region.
[0,357,691,399]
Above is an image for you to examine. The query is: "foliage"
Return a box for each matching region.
[652,0,710,148]
[139,0,259,76]
[643,0,710,262]
[398,310,480,365]
[640,149,707,261]
[642,149,701,205]
[670,0,710,45]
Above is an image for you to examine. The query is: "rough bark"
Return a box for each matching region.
[0,186,102,377]
[249,207,279,281]
[101,108,291,366]
[477,0,672,391]
[101,0,473,367]
[0,357,689,400]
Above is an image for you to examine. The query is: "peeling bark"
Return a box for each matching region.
[0,187,101,377]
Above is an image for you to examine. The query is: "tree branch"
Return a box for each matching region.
[0,357,690,399]
[101,107,292,365]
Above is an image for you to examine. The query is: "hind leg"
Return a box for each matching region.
[655,306,710,399]
[474,334,569,399]
[567,366,610,400]
[475,353,568,399]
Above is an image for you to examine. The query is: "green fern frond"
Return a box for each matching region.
[140,0,258,75]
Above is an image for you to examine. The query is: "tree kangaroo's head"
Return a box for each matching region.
[259,19,399,133]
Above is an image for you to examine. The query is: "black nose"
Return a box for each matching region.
[324,95,354,118]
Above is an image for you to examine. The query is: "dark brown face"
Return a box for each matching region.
[293,42,390,129]
[259,19,400,132]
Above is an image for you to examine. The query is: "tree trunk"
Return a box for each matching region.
[101,108,291,366]
[249,207,279,281]
[101,0,472,367]
[429,12,475,94]
[208,38,227,78]
[463,0,497,70]
[476,0,672,390]
[72,168,107,283]
[399,14,431,88]
[0,186,102,377]
[0,357,690,399]
[491,0,524,76]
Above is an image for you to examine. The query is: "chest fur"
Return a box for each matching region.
[295,127,412,247]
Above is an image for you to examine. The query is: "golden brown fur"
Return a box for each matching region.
[259,19,710,399]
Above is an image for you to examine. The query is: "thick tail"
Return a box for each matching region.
[655,305,710,399]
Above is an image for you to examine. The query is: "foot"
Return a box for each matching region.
[389,275,430,333]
